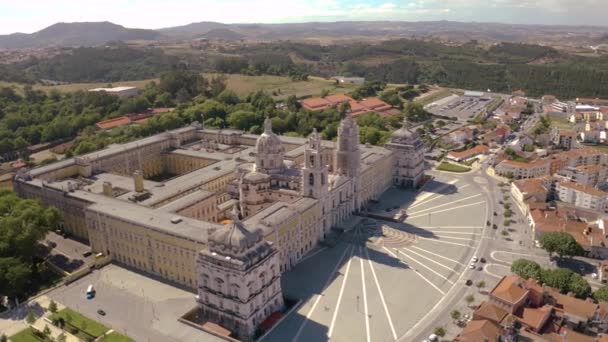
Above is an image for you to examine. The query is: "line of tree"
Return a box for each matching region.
[0,190,60,304]
[511,259,592,299]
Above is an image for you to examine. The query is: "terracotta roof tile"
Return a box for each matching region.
[474,302,508,323]
[454,320,503,342]
[96,116,132,129]
[490,275,529,305]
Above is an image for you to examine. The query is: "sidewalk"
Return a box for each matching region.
[1,295,76,341]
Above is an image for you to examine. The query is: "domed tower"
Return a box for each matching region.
[197,206,284,341]
[334,114,361,178]
[385,118,425,188]
[255,118,285,175]
[301,128,328,199]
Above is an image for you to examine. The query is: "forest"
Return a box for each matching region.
[2,39,608,99]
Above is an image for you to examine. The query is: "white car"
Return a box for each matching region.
[471,256,478,263]
[469,263,476,269]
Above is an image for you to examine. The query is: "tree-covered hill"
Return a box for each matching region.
[3,39,608,98]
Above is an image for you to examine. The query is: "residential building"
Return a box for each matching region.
[555,180,608,213]
[447,144,490,162]
[459,275,608,342]
[552,128,579,150]
[557,165,608,187]
[495,159,551,179]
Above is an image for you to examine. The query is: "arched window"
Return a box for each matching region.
[309,173,314,186]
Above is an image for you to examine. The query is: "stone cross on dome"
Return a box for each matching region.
[264,117,273,133]
[230,204,241,222]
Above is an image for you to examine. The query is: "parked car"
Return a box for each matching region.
[466,279,473,286]
[97,309,106,316]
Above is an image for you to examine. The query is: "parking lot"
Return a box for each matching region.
[46,265,223,342]
[426,95,492,121]
[264,171,489,342]
[42,232,93,273]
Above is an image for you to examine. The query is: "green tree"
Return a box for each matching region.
[0,334,7,342]
[43,325,51,337]
[594,286,608,302]
[541,268,574,293]
[476,280,486,292]
[217,90,240,105]
[434,327,446,337]
[0,258,33,300]
[465,294,475,305]
[48,300,58,314]
[404,101,430,122]
[26,310,37,325]
[539,232,585,258]
[450,309,461,322]
[511,259,542,280]
[568,273,592,299]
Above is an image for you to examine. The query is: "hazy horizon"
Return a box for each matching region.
[2,0,608,35]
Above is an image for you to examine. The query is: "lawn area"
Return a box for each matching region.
[212,74,357,99]
[1,74,358,100]
[50,308,109,338]
[436,162,471,173]
[415,88,453,106]
[100,332,135,342]
[9,328,41,342]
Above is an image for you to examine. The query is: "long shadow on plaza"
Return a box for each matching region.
[270,244,411,342]
[367,180,460,216]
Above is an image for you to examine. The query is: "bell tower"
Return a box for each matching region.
[302,128,328,199]
[334,114,361,178]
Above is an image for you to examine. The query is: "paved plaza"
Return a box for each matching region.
[46,265,223,342]
[264,171,489,342]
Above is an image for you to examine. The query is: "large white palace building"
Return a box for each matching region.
[14,114,424,340]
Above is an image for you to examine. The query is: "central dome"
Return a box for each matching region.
[210,206,261,255]
[256,117,284,155]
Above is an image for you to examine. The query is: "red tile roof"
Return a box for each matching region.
[518,305,552,332]
[448,145,490,160]
[324,94,353,104]
[454,319,503,342]
[474,302,508,324]
[558,180,608,197]
[95,116,131,129]
[490,275,529,305]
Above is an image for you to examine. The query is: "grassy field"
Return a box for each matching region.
[50,308,109,338]
[415,88,454,106]
[436,161,471,173]
[9,328,40,342]
[550,116,574,129]
[1,74,359,100]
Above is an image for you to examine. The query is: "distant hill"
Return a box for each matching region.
[199,28,244,41]
[161,20,608,44]
[0,22,161,48]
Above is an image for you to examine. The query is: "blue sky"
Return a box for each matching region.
[0,0,607,34]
